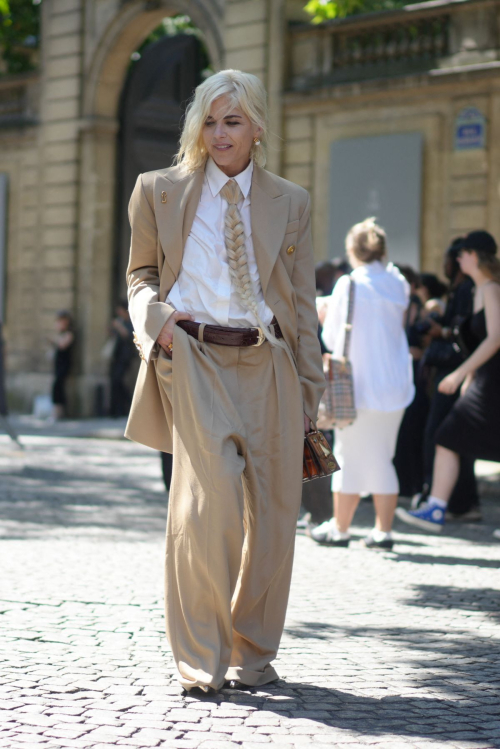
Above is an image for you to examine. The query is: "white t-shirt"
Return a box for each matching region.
[166,157,273,328]
[322,261,415,412]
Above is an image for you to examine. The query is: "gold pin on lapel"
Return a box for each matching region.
[286,245,296,255]
[161,191,167,203]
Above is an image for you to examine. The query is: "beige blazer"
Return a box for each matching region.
[124,162,324,453]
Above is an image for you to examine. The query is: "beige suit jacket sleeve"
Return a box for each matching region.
[127,174,175,365]
[291,192,325,422]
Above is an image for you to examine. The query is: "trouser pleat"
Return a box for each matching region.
[156,325,303,689]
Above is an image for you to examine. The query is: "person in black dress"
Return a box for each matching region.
[397,231,500,532]
[50,310,74,420]
[416,240,478,518]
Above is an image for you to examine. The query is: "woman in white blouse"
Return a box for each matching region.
[126,70,324,694]
[311,218,414,550]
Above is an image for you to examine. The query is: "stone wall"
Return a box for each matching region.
[282,0,500,272]
[2,0,500,414]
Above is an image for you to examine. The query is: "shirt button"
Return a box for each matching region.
[286,245,295,255]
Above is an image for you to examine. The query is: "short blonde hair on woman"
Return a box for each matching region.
[346,217,387,263]
[175,69,268,172]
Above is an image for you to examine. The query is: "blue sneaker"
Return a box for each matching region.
[395,502,445,533]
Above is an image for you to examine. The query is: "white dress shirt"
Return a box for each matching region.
[322,261,415,412]
[166,158,273,328]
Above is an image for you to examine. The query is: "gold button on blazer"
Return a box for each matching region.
[125,162,325,454]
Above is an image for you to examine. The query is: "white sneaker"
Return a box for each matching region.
[493,529,500,541]
[309,519,350,547]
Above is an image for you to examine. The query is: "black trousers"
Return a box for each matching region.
[109,375,132,417]
[423,371,478,513]
[394,362,429,498]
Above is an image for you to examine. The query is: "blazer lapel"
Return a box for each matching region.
[154,166,204,279]
[251,166,291,297]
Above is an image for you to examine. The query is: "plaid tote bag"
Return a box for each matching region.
[317,277,357,429]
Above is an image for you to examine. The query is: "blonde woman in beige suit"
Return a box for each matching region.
[125,70,324,696]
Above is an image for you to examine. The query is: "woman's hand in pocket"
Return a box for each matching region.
[157,311,194,354]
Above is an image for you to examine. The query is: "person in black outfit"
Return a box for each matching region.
[50,311,74,420]
[300,259,351,523]
[394,266,429,497]
[417,273,448,311]
[397,231,500,533]
[109,301,135,417]
[413,239,479,519]
[316,259,351,355]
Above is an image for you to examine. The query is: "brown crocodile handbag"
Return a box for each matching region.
[303,429,340,483]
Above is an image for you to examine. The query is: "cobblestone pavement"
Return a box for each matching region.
[1,431,500,749]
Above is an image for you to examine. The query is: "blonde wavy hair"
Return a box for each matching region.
[346,217,387,264]
[175,69,268,172]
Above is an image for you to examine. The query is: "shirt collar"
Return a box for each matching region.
[206,157,254,200]
[352,260,386,277]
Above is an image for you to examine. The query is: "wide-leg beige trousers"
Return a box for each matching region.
[155,325,304,691]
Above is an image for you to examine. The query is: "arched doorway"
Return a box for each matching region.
[77,2,223,415]
[115,32,205,297]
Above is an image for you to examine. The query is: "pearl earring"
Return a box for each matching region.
[253,137,261,145]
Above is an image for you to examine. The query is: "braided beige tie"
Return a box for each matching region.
[220,179,283,348]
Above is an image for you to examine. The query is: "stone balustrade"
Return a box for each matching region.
[288,0,500,90]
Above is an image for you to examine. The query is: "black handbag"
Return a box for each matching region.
[423,338,463,370]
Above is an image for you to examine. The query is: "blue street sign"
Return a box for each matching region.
[454,107,486,150]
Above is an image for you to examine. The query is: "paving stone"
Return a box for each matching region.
[166,710,208,722]
[0,434,499,749]
[123,728,182,746]
[42,727,89,739]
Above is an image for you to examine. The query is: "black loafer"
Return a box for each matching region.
[224,680,254,691]
[224,678,280,691]
[182,685,216,697]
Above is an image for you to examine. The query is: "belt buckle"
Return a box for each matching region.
[252,327,266,346]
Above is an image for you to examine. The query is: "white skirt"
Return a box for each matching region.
[332,408,404,495]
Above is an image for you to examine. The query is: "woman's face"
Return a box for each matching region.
[458,249,478,277]
[55,317,69,332]
[202,95,262,177]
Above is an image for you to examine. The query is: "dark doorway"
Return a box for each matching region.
[115,33,204,297]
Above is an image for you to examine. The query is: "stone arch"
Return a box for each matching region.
[75,0,223,415]
[84,0,224,121]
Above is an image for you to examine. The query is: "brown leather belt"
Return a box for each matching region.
[177,318,283,347]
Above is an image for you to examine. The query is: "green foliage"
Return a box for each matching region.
[304,0,418,22]
[0,0,40,75]
[131,15,212,78]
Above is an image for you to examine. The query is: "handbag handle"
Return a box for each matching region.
[342,277,355,360]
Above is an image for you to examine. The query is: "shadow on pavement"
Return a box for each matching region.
[391,552,500,568]
[0,440,167,539]
[402,584,500,621]
[284,619,500,702]
[194,680,500,743]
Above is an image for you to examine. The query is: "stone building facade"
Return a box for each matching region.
[2,0,499,414]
